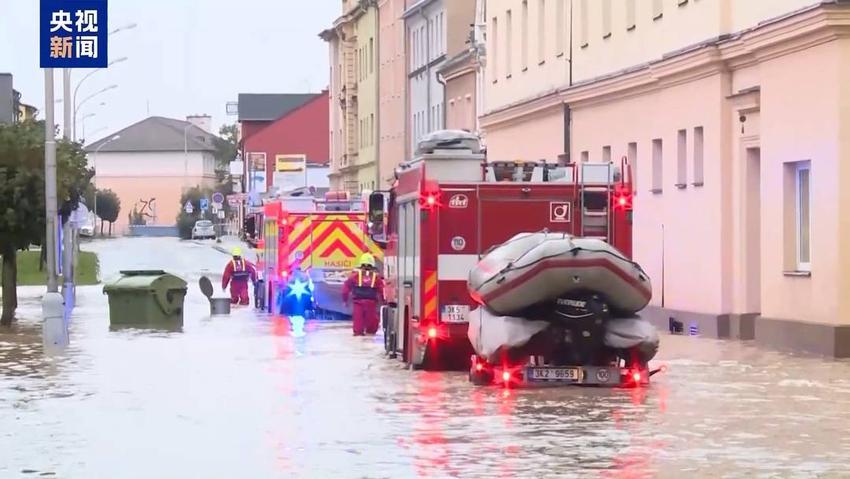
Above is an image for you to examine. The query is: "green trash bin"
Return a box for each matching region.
[103,270,188,328]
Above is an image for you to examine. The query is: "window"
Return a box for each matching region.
[428,18,434,62]
[580,150,589,163]
[651,139,663,193]
[441,12,447,54]
[506,9,513,77]
[369,38,374,74]
[491,16,499,80]
[796,164,811,271]
[412,30,417,69]
[676,129,687,188]
[626,0,636,30]
[628,142,638,195]
[537,0,546,63]
[602,145,611,163]
[653,0,663,20]
[555,0,565,54]
[602,0,612,38]
[580,0,589,47]
[521,1,529,70]
[693,126,704,186]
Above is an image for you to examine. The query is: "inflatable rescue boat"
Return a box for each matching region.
[468,232,652,316]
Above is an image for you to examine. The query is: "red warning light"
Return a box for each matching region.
[502,371,511,382]
[476,363,484,372]
[632,371,642,382]
[428,327,438,339]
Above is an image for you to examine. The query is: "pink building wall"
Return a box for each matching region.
[378,0,407,185]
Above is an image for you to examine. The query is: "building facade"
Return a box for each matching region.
[437,0,479,132]
[85,117,218,234]
[404,0,447,155]
[480,0,850,356]
[322,0,380,194]
[378,0,407,187]
[241,92,330,194]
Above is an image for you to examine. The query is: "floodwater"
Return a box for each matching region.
[1,238,850,478]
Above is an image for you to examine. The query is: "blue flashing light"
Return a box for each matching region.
[287,278,312,301]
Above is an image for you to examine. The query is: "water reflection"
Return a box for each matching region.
[2,239,850,478]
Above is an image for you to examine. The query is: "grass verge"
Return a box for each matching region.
[13,250,100,286]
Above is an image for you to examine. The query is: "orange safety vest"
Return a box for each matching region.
[353,269,379,300]
[231,259,250,280]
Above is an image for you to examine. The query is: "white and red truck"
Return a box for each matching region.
[367,132,637,374]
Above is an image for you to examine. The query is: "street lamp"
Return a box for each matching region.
[73,84,116,141]
[110,23,138,35]
[71,57,127,140]
[92,134,121,235]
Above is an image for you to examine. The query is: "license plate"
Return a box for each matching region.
[528,367,581,382]
[440,305,469,323]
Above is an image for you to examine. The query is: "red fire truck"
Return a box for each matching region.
[260,192,383,318]
[367,136,634,371]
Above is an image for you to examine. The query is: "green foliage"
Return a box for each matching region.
[95,189,121,235]
[11,250,99,286]
[215,124,239,170]
[0,120,94,323]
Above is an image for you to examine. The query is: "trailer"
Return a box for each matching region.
[367,131,636,371]
[260,192,384,318]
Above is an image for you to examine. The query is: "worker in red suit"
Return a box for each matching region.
[342,253,384,336]
[222,247,257,305]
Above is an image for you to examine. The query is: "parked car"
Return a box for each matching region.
[192,220,216,240]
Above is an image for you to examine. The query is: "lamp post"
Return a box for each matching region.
[184,123,191,188]
[92,135,121,235]
[73,84,117,141]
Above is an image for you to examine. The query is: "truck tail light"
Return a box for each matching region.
[427,327,438,339]
[420,190,441,210]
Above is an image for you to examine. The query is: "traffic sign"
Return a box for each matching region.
[184,201,194,214]
[212,192,224,207]
[200,198,209,211]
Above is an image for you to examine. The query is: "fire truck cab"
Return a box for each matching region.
[368,131,634,370]
[260,192,383,318]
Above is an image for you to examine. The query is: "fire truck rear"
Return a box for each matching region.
[367,132,634,371]
[261,192,383,318]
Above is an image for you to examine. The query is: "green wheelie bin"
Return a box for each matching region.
[103,270,188,329]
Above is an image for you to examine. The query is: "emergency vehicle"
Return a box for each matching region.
[260,192,384,318]
[367,132,635,371]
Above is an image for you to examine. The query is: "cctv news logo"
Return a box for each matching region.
[40,0,109,68]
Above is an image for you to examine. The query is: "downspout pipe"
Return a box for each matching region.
[375,1,381,188]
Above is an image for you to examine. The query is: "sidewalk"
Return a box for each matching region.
[212,236,250,257]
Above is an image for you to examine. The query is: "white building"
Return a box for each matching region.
[404,0,448,156]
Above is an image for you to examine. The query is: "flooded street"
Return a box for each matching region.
[1,238,850,478]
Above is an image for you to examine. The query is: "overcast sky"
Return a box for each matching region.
[0,0,336,142]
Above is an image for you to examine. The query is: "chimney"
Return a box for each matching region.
[186,114,212,133]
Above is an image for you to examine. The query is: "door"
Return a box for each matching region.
[745,147,761,313]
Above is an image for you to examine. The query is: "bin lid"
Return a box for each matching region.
[103,270,188,293]
[199,276,214,298]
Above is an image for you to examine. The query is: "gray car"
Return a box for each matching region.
[191,220,216,240]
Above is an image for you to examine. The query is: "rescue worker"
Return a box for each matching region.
[222,247,257,306]
[341,253,384,336]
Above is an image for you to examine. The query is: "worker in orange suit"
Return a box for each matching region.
[342,253,384,336]
[222,247,257,305]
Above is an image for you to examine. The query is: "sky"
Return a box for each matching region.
[0,0,337,142]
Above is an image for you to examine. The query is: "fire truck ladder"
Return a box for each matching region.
[579,162,614,242]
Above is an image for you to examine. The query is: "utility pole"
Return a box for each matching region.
[62,69,75,308]
[45,69,59,292]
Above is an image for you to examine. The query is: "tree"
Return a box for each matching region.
[215,124,239,171]
[95,189,121,235]
[0,120,93,325]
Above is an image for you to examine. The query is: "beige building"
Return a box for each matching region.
[482,0,850,356]
[322,0,380,193]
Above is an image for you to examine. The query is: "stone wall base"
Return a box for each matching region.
[641,306,850,358]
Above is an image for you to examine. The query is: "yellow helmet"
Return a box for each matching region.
[358,253,375,268]
[232,247,242,257]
